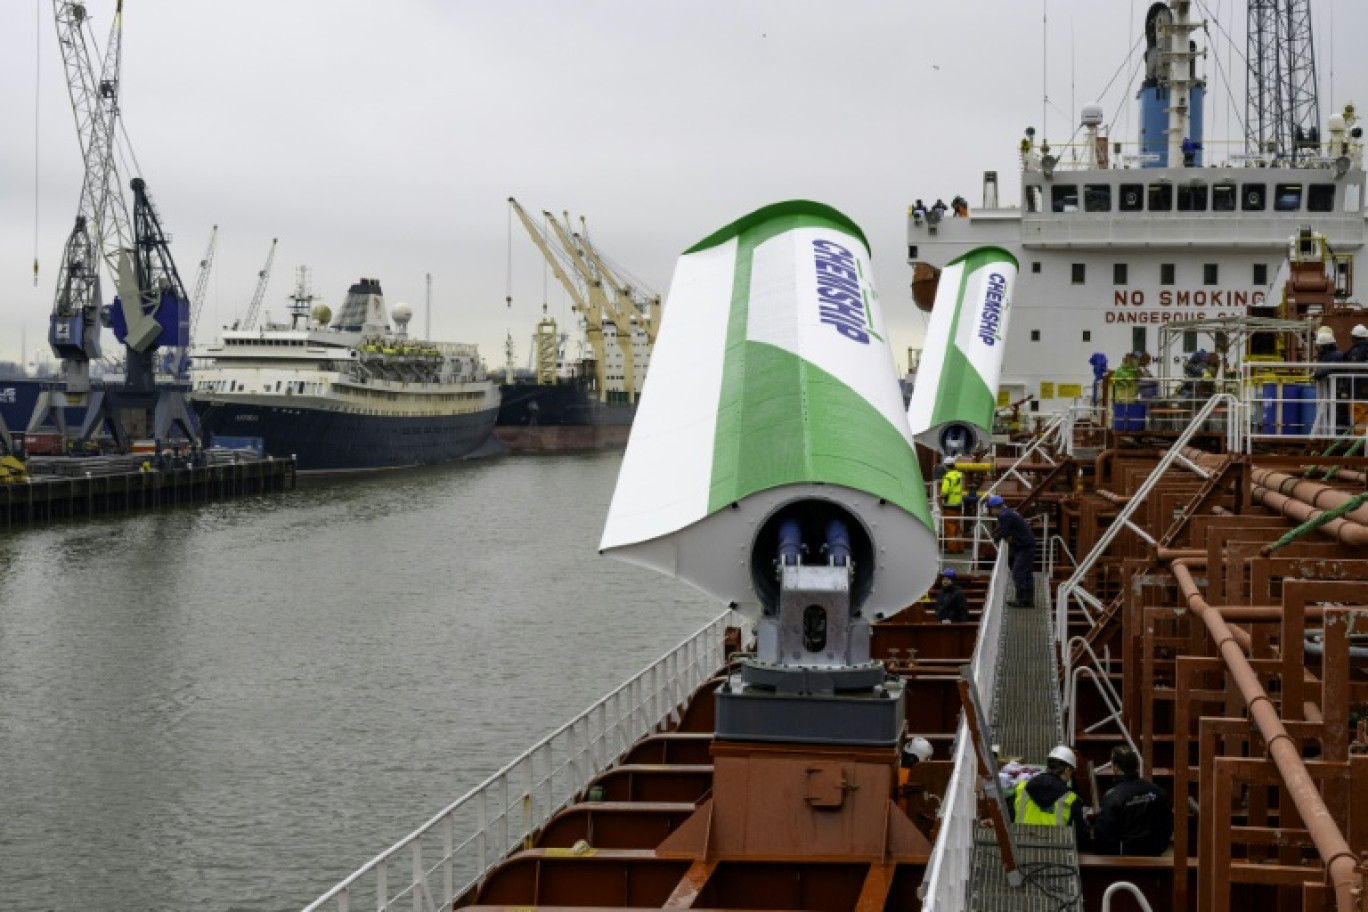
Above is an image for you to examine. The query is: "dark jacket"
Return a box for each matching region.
[1315,346,1345,380]
[935,582,969,622]
[1346,339,1368,363]
[1091,774,1173,856]
[994,507,1036,549]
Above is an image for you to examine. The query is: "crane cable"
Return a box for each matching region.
[33,0,42,287]
[504,199,513,309]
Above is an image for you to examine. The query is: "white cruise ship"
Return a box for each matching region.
[190,278,500,471]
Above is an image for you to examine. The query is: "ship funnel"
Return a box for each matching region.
[906,247,1020,458]
[599,201,937,621]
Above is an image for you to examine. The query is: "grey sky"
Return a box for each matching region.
[3,0,1367,375]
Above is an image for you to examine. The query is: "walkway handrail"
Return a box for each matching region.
[985,410,1069,498]
[1054,393,1238,651]
[301,611,736,912]
[1064,637,1141,772]
[921,550,1009,911]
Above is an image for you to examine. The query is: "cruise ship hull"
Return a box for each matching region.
[194,399,499,472]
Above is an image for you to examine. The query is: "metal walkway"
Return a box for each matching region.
[969,573,1084,911]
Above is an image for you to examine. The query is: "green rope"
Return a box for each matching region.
[1263,491,1368,555]
[1322,437,1365,481]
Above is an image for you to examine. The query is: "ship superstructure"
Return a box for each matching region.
[191,277,499,471]
[909,0,1366,419]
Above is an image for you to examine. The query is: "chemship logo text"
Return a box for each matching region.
[977,272,1009,346]
[812,239,880,344]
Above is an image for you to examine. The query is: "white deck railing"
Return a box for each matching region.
[920,549,1008,911]
[301,611,735,912]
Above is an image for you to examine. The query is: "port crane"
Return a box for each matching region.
[46,0,131,398]
[34,1,197,448]
[508,199,656,404]
[508,198,609,399]
[573,218,661,343]
[177,223,219,376]
[238,239,279,331]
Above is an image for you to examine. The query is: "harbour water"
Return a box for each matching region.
[0,452,721,912]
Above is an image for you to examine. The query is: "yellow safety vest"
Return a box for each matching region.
[1013,778,1078,826]
[940,469,964,508]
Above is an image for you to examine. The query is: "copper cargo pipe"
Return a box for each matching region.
[1170,561,1363,911]
[1250,468,1368,526]
[1155,547,1204,562]
[1180,446,1226,470]
[1249,486,1368,548]
[1095,489,1132,506]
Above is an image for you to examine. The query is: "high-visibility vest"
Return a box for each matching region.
[1013,778,1078,826]
[941,469,964,507]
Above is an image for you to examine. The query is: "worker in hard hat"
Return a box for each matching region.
[940,458,965,553]
[1314,327,1348,432]
[897,736,937,821]
[934,568,969,622]
[1313,327,1344,378]
[1111,352,1140,404]
[1347,324,1368,363]
[984,494,1037,607]
[1009,745,1085,837]
[1178,350,1211,398]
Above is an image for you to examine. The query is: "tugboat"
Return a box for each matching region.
[191,276,499,472]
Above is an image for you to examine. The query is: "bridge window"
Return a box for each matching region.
[1274,184,1303,211]
[1161,263,1176,285]
[1114,263,1128,285]
[1309,184,1336,212]
[1071,263,1086,285]
[1148,183,1173,211]
[1031,330,1041,341]
[1052,185,1080,212]
[1204,264,1219,285]
[1253,263,1268,285]
[1177,183,1208,211]
[1119,183,1144,212]
[1132,328,1147,353]
[1242,183,1267,210]
[1084,185,1112,212]
[1213,184,1237,211]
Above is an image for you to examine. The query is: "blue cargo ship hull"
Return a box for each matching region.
[193,400,499,472]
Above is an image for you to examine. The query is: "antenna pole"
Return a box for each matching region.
[425,272,432,340]
[1042,0,1048,141]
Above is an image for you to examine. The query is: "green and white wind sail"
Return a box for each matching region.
[905,247,1020,456]
[600,201,937,619]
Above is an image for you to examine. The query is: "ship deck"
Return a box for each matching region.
[305,402,1368,912]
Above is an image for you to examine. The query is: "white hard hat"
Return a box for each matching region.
[1353,324,1368,339]
[1317,327,1337,346]
[904,736,934,762]
[1048,745,1078,768]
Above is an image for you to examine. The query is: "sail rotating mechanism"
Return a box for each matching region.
[906,246,1020,458]
[600,201,937,621]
